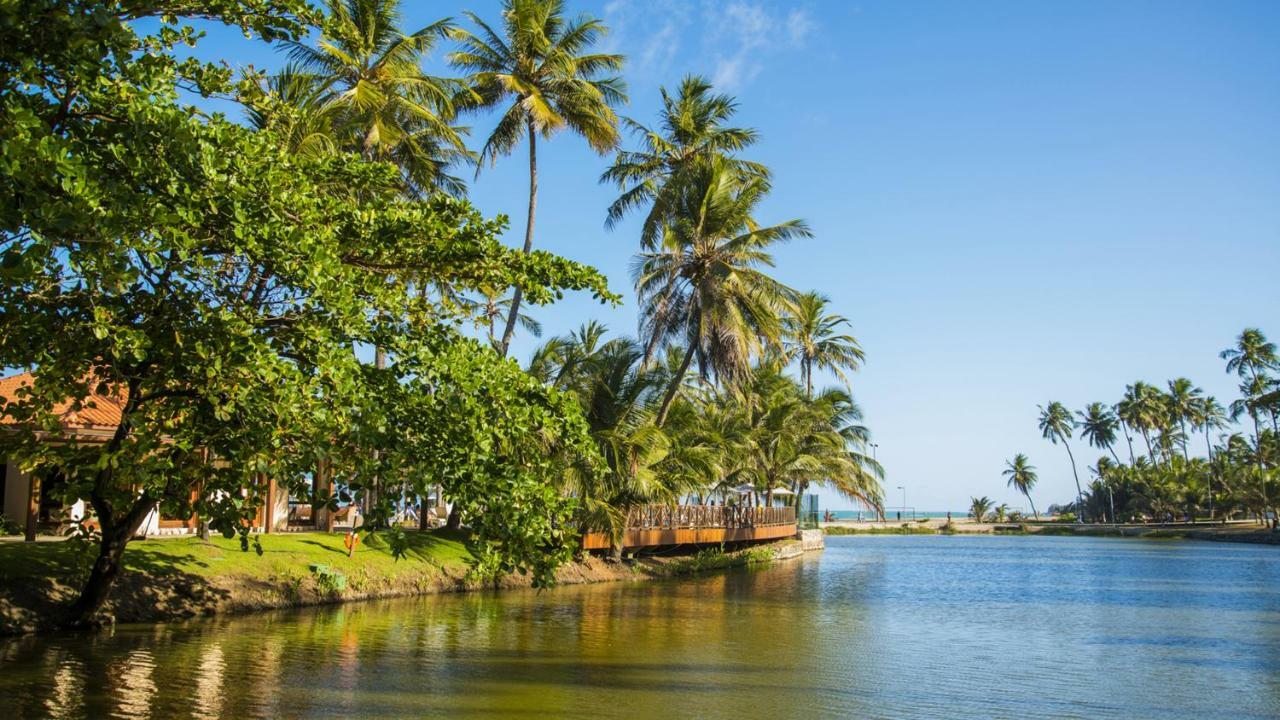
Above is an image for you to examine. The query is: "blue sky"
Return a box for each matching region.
[198,0,1280,512]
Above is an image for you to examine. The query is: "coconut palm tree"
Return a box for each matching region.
[969,496,994,523]
[1003,453,1039,519]
[1077,402,1121,465]
[727,363,882,512]
[782,291,864,397]
[1039,401,1085,522]
[602,74,769,248]
[634,157,807,426]
[1230,375,1272,468]
[1166,378,1204,462]
[457,289,542,350]
[1118,382,1167,463]
[532,327,687,556]
[247,65,340,158]
[285,0,470,195]
[450,0,626,356]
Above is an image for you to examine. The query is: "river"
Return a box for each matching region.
[3,535,1279,719]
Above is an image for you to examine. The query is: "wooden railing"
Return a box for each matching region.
[582,504,797,550]
[624,504,795,531]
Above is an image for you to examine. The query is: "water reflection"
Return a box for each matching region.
[2,536,1280,719]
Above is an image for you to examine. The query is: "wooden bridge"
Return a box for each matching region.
[581,504,797,551]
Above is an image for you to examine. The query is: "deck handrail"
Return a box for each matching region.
[624,504,795,531]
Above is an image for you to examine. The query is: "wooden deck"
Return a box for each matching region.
[582,504,797,550]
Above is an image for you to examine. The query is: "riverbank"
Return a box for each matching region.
[0,530,809,636]
[822,518,1280,544]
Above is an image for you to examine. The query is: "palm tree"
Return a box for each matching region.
[1118,382,1166,463]
[285,0,470,194]
[635,158,807,426]
[459,288,541,350]
[1222,328,1279,435]
[601,74,768,248]
[1003,453,1039,519]
[531,327,688,557]
[247,65,340,158]
[969,496,994,523]
[782,291,864,397]
[726,362,882,512]
[450,0,626,356]
[1039,401,1085,523]
[1230,375,1271,468]
[1077,402,1122,465]
[1166,378,1204,462]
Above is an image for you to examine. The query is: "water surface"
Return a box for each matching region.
[3,535,1279,718]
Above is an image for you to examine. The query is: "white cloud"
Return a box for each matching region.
[786,9,816,45]
[603,0,819,92]
[706,2,817,89]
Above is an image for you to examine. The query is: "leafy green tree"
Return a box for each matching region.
[1039,401,1085,522]
[783,291,864,397]
[634,158,808,426]
[0,0,611,627]
[602,75,768,248]
[1003,454,1039,519]
[450,0,626,356]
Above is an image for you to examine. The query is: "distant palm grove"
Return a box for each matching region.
[0,0,883,623]
[1007,328,1280,526]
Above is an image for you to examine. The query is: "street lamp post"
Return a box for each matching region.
[897,485,906,520]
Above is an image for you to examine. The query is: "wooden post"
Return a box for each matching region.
[24,472,40,542]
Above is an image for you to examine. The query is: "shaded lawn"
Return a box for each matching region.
[0,528,476,586]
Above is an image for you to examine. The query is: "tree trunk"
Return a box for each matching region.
[1250,411,1263,469]
[1063,439,1085,523]
[24,471,40,542]
[64,495,157,628]
[1120,420,1136,464]
[1028,495,1039,520]
[445,503,461,531]
[654,341,697,428]
[1205,429,1216,519]
[498,122,538,357]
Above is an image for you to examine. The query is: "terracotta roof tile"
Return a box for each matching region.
[0,372,126,429]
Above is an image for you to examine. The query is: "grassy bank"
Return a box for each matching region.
[0,531,801,635]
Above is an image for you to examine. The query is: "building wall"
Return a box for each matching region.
[2,460,30,526]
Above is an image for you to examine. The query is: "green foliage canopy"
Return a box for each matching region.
[0,0,612,621]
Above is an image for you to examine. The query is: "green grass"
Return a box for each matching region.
[0,528,476,587]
